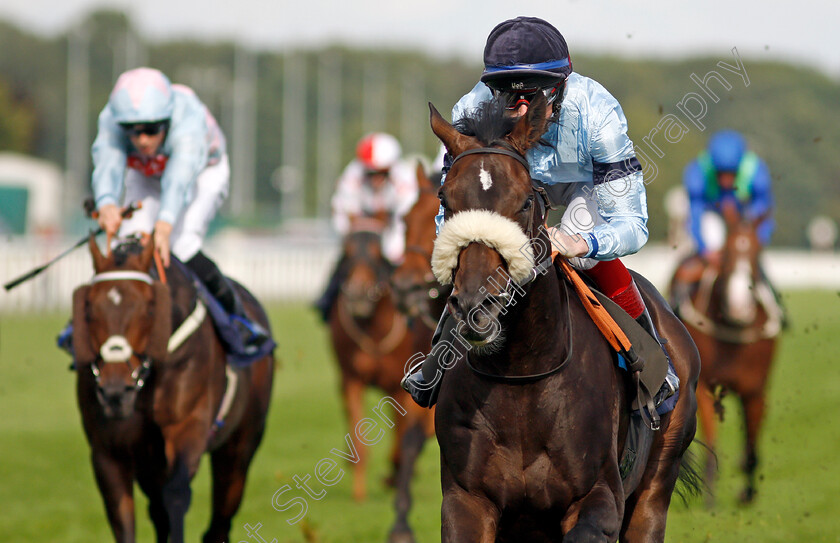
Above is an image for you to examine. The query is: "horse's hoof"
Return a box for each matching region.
[738,487,756,505]
[387,530,416,543]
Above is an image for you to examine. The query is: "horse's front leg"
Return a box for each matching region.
[161,425,207,543]
[441,470,500,543]
[563,478,624,543]
[340,373,368,501]
[91,449,136,543]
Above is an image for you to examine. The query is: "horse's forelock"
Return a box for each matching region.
[431,210,534,285]
[454,99,518,148]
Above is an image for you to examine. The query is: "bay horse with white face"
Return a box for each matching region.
[428,95,700,542]
[72,237,274,543]
[670,201,781,504]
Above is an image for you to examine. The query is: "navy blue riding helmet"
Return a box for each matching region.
[481,17,573,110]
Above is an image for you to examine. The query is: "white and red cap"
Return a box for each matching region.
[356,133,401,172]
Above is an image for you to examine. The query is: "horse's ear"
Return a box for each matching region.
[508,92,549,155]
[139,233,155,272]
[71,285,97,365]
[147,281,172,362]
[89,235,108,273]
[430,103,471,158]
[415,160,434,193]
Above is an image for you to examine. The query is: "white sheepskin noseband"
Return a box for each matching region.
[431,209,535,285]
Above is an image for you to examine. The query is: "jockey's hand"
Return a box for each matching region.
[153,220,173,267]
[97,204,123,237]
[547,226,590,259]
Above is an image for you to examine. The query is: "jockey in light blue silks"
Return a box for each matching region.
[67,67,269,355]
[401,16,679,409]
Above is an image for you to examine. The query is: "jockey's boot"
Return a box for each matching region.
[313,255,347,322]
[584,259,679,411]
[57,320,74,357]
[400,310,455,408]
[635,307,680,409]
[186,251,270,355]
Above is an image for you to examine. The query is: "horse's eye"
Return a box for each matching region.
[438,193,449,210]
[521,196,534,212]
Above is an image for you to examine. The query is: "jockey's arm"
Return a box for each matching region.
[91,107,129,234]
[331,162,365,235]
[748,159,775,245]
[581,102,649,260]
[683,160,709,254]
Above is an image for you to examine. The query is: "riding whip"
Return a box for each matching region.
[3,202,141,291]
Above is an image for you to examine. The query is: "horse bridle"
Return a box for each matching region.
[86,271,156,393]
[449,146,554,296]
[448,146,572,383]
[341,231,391,304]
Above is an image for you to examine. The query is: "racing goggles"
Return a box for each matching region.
[489,83,563,111]
[121,121,169,137]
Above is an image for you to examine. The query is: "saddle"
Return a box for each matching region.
[556,259,670,490]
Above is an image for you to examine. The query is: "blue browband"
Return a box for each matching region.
[483,58,571,73]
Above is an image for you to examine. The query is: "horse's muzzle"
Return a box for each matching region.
[96,381,139,419]
[447,291,503,345]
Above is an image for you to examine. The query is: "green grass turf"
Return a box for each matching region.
[0,291,838,542]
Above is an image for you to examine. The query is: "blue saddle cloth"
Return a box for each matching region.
[188,272,276,367]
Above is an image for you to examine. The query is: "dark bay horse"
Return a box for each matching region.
[428,96,700,542]
[72,237,274,543]
[327,221,431,543]
[670,202,781,504]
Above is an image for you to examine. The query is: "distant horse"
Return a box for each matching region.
[327,221,430,543]
[72,237,274,543]
[670,201,781,504]
[392,162,450,339]
[428,95,700,542]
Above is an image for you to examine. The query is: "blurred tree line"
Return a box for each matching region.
[0,10,838,245]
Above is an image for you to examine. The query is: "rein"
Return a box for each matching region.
[465,281,574,384]
[337,296,408,356]
[679,266,782,343]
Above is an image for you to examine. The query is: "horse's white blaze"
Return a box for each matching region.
[432,209,534,285]
[726,258,756,324]
[479,161,493,191]
[107,287,122,306]
[100,335,133,363]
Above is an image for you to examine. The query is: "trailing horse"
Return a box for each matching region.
[327,222,432,543]
[670,201,782,504]
[72,237,274,543]
[428,96,701,542]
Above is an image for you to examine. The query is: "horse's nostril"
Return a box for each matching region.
[447,295,464,320]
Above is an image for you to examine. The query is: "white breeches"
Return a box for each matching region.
[699,211,726,252]
[118,154,230,261]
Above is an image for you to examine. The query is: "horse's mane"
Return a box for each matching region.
[454,98,517,148]
[453,97,551,153]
